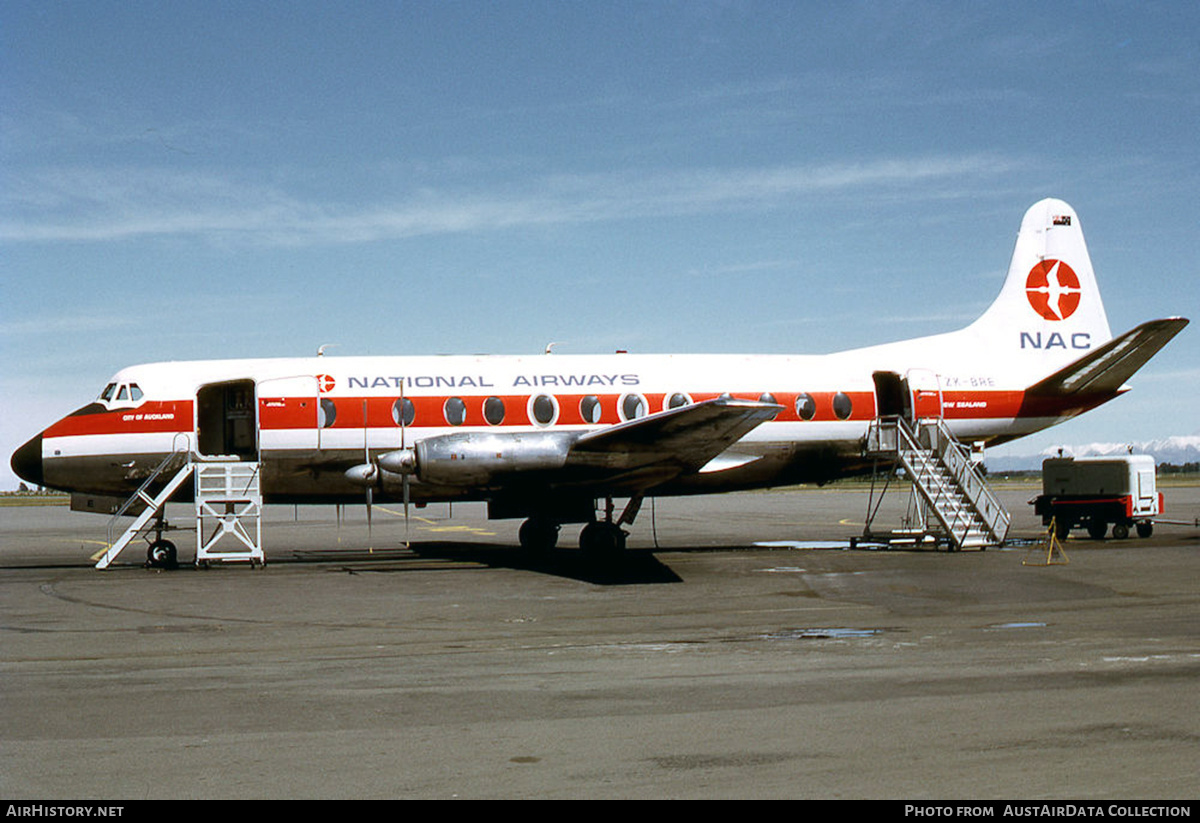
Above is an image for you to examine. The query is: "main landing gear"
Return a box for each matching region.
[579,520,627,558]
[517,495,642,561]
[518,518,560,555]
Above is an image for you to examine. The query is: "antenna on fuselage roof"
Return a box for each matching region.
[544,341,562,354]
[317,344,338,357]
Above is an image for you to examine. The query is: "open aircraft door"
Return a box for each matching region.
[872,371,909,420]
[906,368,943,421]
[196,379,259,460]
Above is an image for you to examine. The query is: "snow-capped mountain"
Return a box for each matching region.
[985,436,1200,472]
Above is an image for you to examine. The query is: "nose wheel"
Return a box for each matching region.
[146,539,178,570]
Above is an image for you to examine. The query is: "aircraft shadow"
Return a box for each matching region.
[289,541,684,585]
[411,542,683,585]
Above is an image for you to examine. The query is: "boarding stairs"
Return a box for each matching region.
[96,450,264,569]
[863,416,1010,550]
[194,460,263,566]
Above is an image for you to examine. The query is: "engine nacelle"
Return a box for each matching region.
[409,431,576,486]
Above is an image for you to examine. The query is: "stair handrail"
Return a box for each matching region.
[917,418,1011,540]
[868,416,969,540]
[105,442,194,549]
[866,415,1010,547]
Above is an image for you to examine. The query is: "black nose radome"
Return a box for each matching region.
[11,433,44,488]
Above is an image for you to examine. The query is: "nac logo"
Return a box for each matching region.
[1025,259,1081,321]
[316,374,336,393]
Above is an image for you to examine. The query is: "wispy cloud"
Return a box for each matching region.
[1,155,1021,246]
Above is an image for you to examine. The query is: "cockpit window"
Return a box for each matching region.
[100,381,146,407]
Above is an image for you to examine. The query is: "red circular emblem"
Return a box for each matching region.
[1025,259,1081,321]
[316,374,336,393]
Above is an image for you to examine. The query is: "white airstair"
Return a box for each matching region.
[863,416,1010,550]
[96,451,264,569]
[194,460,264,567]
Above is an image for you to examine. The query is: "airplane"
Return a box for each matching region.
[10,198,1188,565]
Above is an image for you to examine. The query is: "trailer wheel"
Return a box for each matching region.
[1137,522,1153,538]
[1087,521,1107,540]
[1112,523,1130,540]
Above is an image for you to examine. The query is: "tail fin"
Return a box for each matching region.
[965,199,1113,380]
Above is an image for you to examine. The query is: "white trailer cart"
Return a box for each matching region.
[1033,455,1163,539]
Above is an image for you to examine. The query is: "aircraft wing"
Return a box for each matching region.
[1026,317,1189,396]
[566,398,782,474]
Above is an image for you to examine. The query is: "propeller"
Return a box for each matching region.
[380,388,417,547]
[363,400,380,547]
[349,394,418,548]
[343,401,379,547]
[399,387,410,547]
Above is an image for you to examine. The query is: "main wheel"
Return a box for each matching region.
[579,521,626,560]
[518,518,559,555]
[146,539,178,569]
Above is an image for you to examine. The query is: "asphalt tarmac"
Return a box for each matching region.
[2,484,1198,800]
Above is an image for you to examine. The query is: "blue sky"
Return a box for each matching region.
[3,1,1197,489]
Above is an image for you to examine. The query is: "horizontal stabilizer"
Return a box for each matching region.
[569,398,781,473]
[1026,317,1189,396]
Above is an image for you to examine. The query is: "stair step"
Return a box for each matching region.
[865,416,1011,550]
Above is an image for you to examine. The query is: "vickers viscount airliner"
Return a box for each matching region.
[11,199,1187,563]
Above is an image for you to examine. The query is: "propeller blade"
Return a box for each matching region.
[403,475,410,547]
[401,386,409,547]
[363,401,373,546]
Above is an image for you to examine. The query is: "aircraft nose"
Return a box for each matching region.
[11,433,44,488]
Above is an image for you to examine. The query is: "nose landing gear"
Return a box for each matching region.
[146,539,178,570]
[145,510,179,569]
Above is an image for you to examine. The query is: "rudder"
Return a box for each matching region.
[965,198,1113,380]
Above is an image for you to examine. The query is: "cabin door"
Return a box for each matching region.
[196,379,259,460]
[905,369,944,421]
[872,371,911,421]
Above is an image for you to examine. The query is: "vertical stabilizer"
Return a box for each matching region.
[966,199,1113,380]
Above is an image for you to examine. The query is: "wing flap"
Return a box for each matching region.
[1027,317,1188,396]
[567,398,781,474]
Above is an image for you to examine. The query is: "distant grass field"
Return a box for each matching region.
[0,493,69,507]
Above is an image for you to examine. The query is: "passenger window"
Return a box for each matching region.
[795,393,816,420]
[484,397,505,426]
[580,395,602,424]
[833,392,853,420]
[444,397,466,426]
[319,398,337,428]
[530,394,558,426]
[620,393,647,421]
[392,398,415,427]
